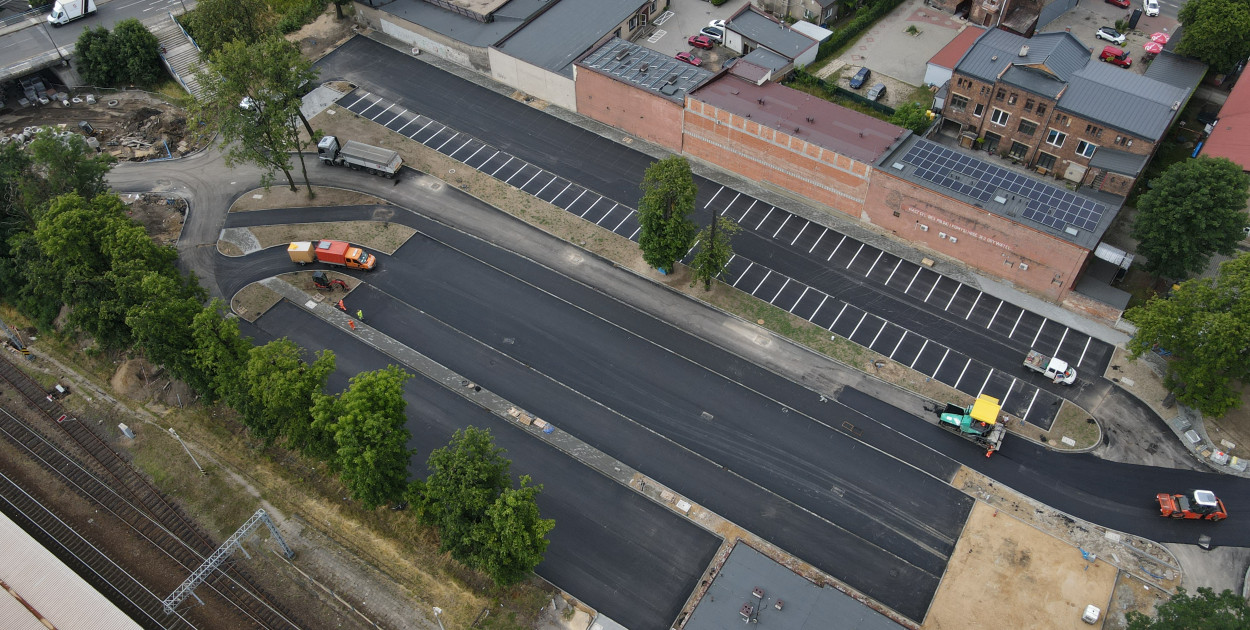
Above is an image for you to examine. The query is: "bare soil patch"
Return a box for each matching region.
[120,192,187,246]
[0,92,203,161]
[286,6,359,61]
[230,185,390,212]
[232,282,284,323]
[246,219,415,254]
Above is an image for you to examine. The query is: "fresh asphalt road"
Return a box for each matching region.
[241,301,720,630]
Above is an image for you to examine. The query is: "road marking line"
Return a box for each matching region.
[884,258,902,285]
[987,300,1003,329]
[944,283,962,311]
[827,234,847,261]
[1077,337,1092,367]
[770,278,790,304]
[579,197,601,218]
[705,186,724,209]
[976,369,993,397]
[448,138,473,158]
[1031,319,1048,347]
[732,262,754,287]
[999,378,1017,408]
[845,243,865,269]
[1022,389,1040,421]
[716,192,740,213]
[1008,309,1025,338]
[686,240,701,257]
[789,287,810,313]
[395,115,419,134]
[435,132,460,151]
[491,156,514,176]
[371,103,394,120]
[889,330,907,359]
[953,358,972,389]
[476,150,499,169]
[933,348,951,377]
[830,302,849,329]
[751,270,773,295]
[808,227,828,253]
[910,339,928,368]
[965,291,982,319]
[772,214,792,239]
[790,222,808,246]
[865,250,884,277]
[596,204,619,225]
[1055,326,1070,356]
[505,164,528,184]
[869,319,888,349]
[413,119,435,137]
[344,93,369,108]
[738,199,757,222]
[537,178,562,199]
[924,276,941,303]
[848,311,868,339]
[380,109,404,126]
[755,207,774,230]
[565,189,587,212]
[904,267,922,294]
[809,294,830,320]
[612,210,634,232]
[629,226,640,240]
[520,169,542,190]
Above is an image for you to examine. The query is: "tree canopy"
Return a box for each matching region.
[467,476,554,587]
[74,19,163,87]
[1177,0,1250,73]
[1126,253,1250,417]
[314,366,413,509]
[1126,587,1250,629]
[889,101,933,134]
[637,156,698,274]
[420,426,511,560]
[1130,157,1249,280]
[184,0,272,54]
[691,215,740,290]
[191,299,253,407]
[241,340,335,447]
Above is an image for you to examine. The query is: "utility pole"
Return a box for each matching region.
[168,427,206,476]
[432,607,446,630]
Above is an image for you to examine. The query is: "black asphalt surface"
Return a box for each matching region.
[241,301,721,630]
[224,206,973,622]
[316,37,1116,431]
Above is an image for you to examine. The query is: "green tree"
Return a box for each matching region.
[1126,253,1250,417]
[888,101,933,134]
[690,214,740,290]
[111,19,164,86]
[190,299,252,405]
[23,129,115,219]
[241,340,335,446]
[184,0,271,55]
[75,26,119,86]
[322,366,413,509]
[1177,0,1250,73]
[305,391,342,461]
[637,156,698,274]
[126,273,209,392]
[1125,587,1250,629]
[1131,157,1249,280]
[467,476,554,587]
[420,427,511,561]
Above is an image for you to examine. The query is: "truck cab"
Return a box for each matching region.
[47,0,95,25]
[317,136,342,165]
[1043,358,1076,384]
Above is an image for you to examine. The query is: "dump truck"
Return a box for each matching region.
[288,241,376,270]
[1023,350,1077,384]
[1157,490,1228,521]
[47,0,95,25]
[935,394,1006,456]
[317,136,402,178]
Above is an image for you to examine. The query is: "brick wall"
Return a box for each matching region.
[574,68,686,152]
[864,170,1091,301]
[681,97,872,218]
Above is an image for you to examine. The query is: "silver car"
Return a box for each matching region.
[866,83,886,101]
[1143,0,1159,16]
[1095,26,1126,45]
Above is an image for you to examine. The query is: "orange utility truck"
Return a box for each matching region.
[288,241,376,271]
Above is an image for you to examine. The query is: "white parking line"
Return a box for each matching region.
[869,319,888,348]
[596,204,619,225]
[865,250,884,277]
[436,132,460,151]
[987,300,1003,329]
[964,291,982,319]
[536,177,560,198]
[395,115,419,134]
[612,210,634,232]
[933,348,951,377]
[371,103,394,120]
[808,227,828,253]
[751,270,773,295]
[491,156,514,177]
[944,283,962,311]
[685,240,701,257]
[827,235,847,262]
[1031,319,1048,347]
[953,358,972,389]
[924,276,942,303]
[790,222,808,246]
[1022,389,1040,421]
[565,189,587,212]
[831,302,849,328]
[999,378,1016,408]
[847,311,869,339]
[449,138,473,157]
[629,227,640,240]
[344,93,370,108]
[770,278,791,303]
[808,294,829,319]
[1008,309,1025,338]
[380,108,405,126]
[884,258,902,285]
[705,186,725,209]
[732,262,755,287]
[845,243,865,269]
[413,119,435,138]
[476,150,499,169]
[904,267,922,293]
[738,199,757,222]
[505,164,529,184]
[520,169,542,189]
[755,208,774,231]
[716,191,739,213]
[772,214,792,239]
[890,330,907,359]
[1054,326,1070,356]
[579,197,601,218]
[789,287,810,312]
[1077,337,1092,367]
[910,339,929,368]
[977,369,994,397]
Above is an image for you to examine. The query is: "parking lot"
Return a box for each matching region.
[1040,0,1182,75]
[636,0,749,72]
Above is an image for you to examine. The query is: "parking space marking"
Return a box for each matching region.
[370,103,393,120]
[868,319,888,348]
[705,186,725,209]
[448,138,473,158]
[343,92,370,109]
[520,169,542,190]
[395,114,419,134]
[910,340,929,369]
[612,210,634,232]
[1077,337,1092,367]
[889,330,907,359]
[789,287,810,313]
[755,208,774,231]
[1022,389,1040,422]
[732,262,755,287]
[1008,309,1025,338]
[954,358,972,389]
[579,197,601,218]
[827,235,847,261]
[944,283,962,311]
[977,370,993,397]
[505,164,529,184]
[865,251,884,277]
[435,132,460,151]
[849,312,869,339]
[790,221,808,246]
[1054,326,1070,356]
[964,291,982,320]
[751,270,773,295]
[379,108,404,126]
[770,278,791,304]
[490,156,514,177]
[595,203,620,226]
[884,258,902,285]
[772,214,792,239]
[717,191,739,214]
[924,277,941,303]
[933,348,951,378]
[1031,319,1047,347]
[629,226,641,240]
[808,227,828,253]
[1000,378,1017,408]
[538,178,563,199]
[987,300,1003,329]
[904,267,922,294]
[846,243,865,269]
[737,199,757,222]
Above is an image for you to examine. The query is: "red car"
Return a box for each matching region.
[688,35,713,49]
[675,51,702,66]
[1105,0,1129,6]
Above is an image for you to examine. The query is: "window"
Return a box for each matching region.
[957,77,973,89]
[1036,103,1047,116]
[1008,93,1018,105]
[950,94,969,112]
[1046,128,1066,147]
[629,16,639,29]
[1056,114,1069,126]
[1035,152,1056,171]
[1017,119,1038,136]
[1024,98,1035,112]
[1009,141,1029,159]
[995,88,1006,101]
[1085,124,1103,137]
[1076,140,1097,158]
[1115,135,1130,146]
[973,103,984,117]
[981,85,992,96]
[649,1,657,12]
[991,108,1010,126]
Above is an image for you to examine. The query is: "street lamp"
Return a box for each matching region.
[432,607,446,630]
[40,19,68,67]
[168,427,207,476]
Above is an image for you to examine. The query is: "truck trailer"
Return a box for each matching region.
[288,241,376,270]
[317,136,401,178]
[935,394,1006,456]
[1023,350,1077,384]
[47,0,95,25]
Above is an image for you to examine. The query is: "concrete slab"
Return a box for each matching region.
[836,0,971,86]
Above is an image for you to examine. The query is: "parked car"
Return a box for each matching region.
[675,51,703,67]
[709,19,726,29]
[688,35,713,49]
[849,67,871,89]
[700,26,724,42]
[1099,45,1132,67]
[866,83,886,101]
[1143,0,1159,15]
[1095,26,1126,45]
[1105,0,1129,7]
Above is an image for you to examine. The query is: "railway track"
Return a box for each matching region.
[0,356,305,629]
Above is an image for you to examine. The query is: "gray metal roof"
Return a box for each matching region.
[494,0,644,77]
[879,136,1123,250]
[1087,146,1149,176]
[1060,63,1188,141]
[742,47,790,72]
[1000,65,1066,99]
[683,543,899,630]
[577,38,712,103]
[955,29,1088,84]
[1143,50,1207,91]
[728,8,818,60]
[377,0,547,47]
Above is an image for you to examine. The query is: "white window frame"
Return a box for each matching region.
[1046,129,1067,147]
[973,103,984,118]
[990,108,1010,126]
[1076,140,1097,158]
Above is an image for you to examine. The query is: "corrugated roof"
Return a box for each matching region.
[577,38,713,103]
[0,511,142,630]
[1000,65,1065,99]
[689,74,907,163]
[928,26,985,71]
[1143,50,1207,91]
[727,7,818,60]
[1200,72,1250,170]
[955,30,1089,84]
[494,0,644,77]
[378,0,547,47]
[742,47,790,72]
[1088,146,1149,175]
[1060,63,1188,141]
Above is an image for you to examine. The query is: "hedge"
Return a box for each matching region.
[815,0,911,62]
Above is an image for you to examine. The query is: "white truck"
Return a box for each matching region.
[1023,350,1077,384]
[316,136,402,178]
[47,0,95,26]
